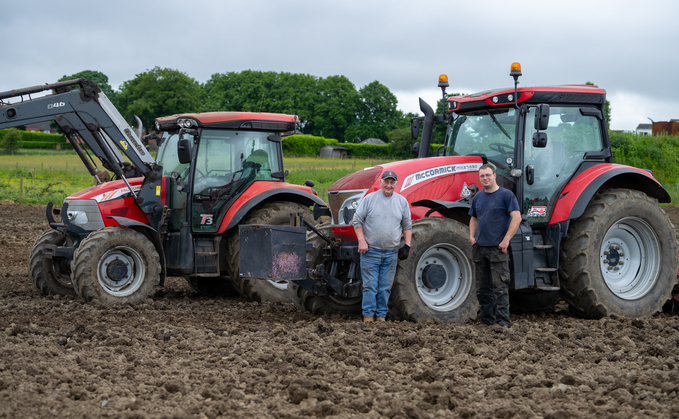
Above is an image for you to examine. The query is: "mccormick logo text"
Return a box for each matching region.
[528,206,547,218]
[92,185,142,203]
[400,163,482,192]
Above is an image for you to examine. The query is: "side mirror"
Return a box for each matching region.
[534,104,550,131]
[532,132,548,148]
[177,138,191,164]
[267,134,281,143]
[411,118,422,140]
[411,142,420,156]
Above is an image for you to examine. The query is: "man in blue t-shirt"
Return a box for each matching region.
[468,164,521,329]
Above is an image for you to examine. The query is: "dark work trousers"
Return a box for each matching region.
[472,244,511,327]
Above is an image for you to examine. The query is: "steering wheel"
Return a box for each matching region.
[488,143,515,156]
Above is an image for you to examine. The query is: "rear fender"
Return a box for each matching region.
[218,187,326,234]
[549,164,670,224]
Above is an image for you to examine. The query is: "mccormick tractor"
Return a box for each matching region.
[0,79,324,304]
[241,63,678,321]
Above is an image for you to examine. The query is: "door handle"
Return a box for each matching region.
[526,165,534,185]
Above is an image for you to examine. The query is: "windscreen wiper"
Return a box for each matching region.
[486,111,512,141]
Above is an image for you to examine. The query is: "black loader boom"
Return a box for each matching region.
[0,79,165,229]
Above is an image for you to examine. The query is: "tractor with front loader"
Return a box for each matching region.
[241,63,678,321]
[0,79,324,304]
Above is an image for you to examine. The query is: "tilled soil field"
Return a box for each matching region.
[1,202,679,419]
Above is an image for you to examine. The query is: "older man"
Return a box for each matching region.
[352,170,412,322]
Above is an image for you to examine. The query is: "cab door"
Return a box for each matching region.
[523,106,605,223]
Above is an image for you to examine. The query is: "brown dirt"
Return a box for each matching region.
[1,201,679,419]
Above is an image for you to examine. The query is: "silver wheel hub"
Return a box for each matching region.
[98,246,146,296]
[267,279,289,291]
[600,217,660,300]
[415,244,473,311]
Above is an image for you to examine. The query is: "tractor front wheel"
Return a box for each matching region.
[71,227,161,304]
[226,202,312,303]
[28,229,77,296]
[560,189,679,318]
[390,218,478,323]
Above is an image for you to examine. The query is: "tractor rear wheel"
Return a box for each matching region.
[71,227,161,304]
[185,275,239,297]
[560,189,679,318]
[288,223,362,314]
[28,229,77,296]
[390,218,478,323]
[226,202,312,303]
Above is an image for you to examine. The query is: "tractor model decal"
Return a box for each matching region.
[91,185,142,203]
[199,214,214,225]
[528,206,547,218]
[400,163,482,192]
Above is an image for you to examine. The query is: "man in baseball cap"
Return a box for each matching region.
[352,169,412,322]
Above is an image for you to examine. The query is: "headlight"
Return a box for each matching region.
[67,210,88,226]
[338,193,364,226]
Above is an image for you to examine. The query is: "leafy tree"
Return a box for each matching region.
[386,128,415,158]
[116,67,202,132]
[585,82,611,128]
[309,75,360,142]
[356,81,400,141]
[1,128,22,153]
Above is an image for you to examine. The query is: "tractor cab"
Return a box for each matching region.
[440,71,609,225]
[155,112,293,233]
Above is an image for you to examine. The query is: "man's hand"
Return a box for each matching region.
[498,238,510,254]
[358,238,369,254]
[398,244,410,260]
[470,236,476,245]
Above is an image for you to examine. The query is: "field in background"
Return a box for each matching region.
[0,154,397,205]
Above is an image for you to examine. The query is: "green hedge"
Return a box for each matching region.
[610,131,679,187]
[282,135,338,155]
[0,129,67,144]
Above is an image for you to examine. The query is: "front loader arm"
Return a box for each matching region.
[0,79,165,230]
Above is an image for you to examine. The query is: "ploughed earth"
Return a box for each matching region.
[1,202,679,419]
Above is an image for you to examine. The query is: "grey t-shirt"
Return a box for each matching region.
[352,191,412,250]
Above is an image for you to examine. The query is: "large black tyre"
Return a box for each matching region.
[71,227,161,304]
[226,202,312,303]
[185,275,240,297]
[391,218,478,323]
[28,229,77,296]
[559,189,679,318]
[288,223,363,314]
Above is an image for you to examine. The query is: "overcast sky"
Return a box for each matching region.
[1,0,677,131]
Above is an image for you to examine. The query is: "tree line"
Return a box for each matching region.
[58,69,417,143]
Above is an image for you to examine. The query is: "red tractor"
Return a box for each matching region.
[0,79,324,304]
[242,63,679,321]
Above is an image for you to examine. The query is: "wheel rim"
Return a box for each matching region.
[267,279,289,291]
[51,258,73,287]
[97,246,146,297]
[415,243,473,311]
[600,216,660,300]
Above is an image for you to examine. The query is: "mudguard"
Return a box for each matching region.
[217,183,326,234]
[411,199,472,225]
[549,164,670,224]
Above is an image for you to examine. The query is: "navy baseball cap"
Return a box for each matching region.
[381,170,398,181]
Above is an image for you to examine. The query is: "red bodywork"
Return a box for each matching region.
[330,156,485,242]
[447,84,606,111]
[215,181,317,234]
[66,177,167,227]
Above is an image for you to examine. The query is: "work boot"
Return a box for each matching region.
[363,316,374,323]
[376,317,386,322]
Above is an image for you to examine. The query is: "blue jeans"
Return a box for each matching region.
[360,247,398,317]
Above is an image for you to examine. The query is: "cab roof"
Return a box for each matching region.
[155,111,299,131]
[448,84,607,113]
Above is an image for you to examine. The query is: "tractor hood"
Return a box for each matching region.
[67,177,145,203]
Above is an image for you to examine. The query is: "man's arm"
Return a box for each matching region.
[498,210,521,254]
[469,217,478,245]
[404,229,412,247]
[355,227,369,254]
